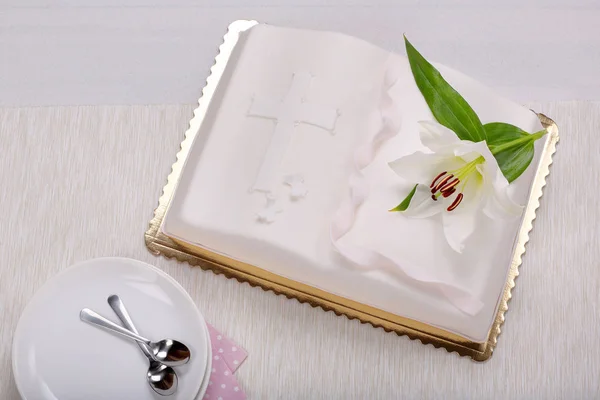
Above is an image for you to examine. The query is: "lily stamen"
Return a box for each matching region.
[432,174,453,192]
[429,171,447,189]
[425,156,486,212]
[447,193,464,211]
[441,187,456,198]
[439,178,459,193]
[429,172,462,208]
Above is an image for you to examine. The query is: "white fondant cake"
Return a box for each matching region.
[162,24,545,342]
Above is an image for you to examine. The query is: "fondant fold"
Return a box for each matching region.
[329,59,484,316]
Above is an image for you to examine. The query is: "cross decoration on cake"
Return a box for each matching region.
[247,71,339,222]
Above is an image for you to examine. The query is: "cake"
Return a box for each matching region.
[159,21,554,346]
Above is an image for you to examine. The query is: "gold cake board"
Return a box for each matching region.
[145,20,559,362]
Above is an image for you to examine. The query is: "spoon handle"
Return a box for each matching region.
[80,308,151,345]
[107,295,154,359]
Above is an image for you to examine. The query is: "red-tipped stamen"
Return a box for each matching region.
[433,174,453,192]
[441,187,456,198]
[447,193,464,211]
[439,178,459,193]
[431,195,437,201]
[429,171,447,189]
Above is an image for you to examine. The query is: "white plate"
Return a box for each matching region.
[13,257,209,400]
[195,322,212,400]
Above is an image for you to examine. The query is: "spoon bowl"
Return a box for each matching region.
[148,362,178,395]
[107,295,179,396]
[154,339,191,366]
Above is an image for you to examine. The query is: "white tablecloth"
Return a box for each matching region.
[0,102,597,399]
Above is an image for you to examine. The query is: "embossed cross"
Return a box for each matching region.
[247,72,338,194]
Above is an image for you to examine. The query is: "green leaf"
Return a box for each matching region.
[492,142,535,183]
[485,122,530,145]
[484,122,534,183]
[390,184,418,212]
[404,36,487,143]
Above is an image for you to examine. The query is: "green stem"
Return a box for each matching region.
[489,129,547,155]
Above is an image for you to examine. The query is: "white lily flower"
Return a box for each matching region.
[388,121,523,253]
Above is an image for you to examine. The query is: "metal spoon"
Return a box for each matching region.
[80,308,191,367]
[107,295,178,396]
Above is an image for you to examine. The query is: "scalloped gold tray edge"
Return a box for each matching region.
[145,20,560,362]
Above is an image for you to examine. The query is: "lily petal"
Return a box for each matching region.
[401,184,443,218]
[388,152,446,185]
[442,205,477,254]
[455,141,522,219]
[419,121,460,152]
[480,162,523,219]
[453,140,494,164]
[441,175,482,253]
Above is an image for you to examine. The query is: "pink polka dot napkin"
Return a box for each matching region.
[203,323,247,400]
